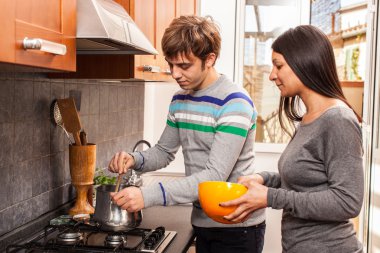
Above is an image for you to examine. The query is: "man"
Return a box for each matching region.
[108,15,265,253]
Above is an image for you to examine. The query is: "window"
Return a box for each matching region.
[242,0,310,145]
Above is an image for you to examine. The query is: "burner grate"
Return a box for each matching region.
[6,220,177,253]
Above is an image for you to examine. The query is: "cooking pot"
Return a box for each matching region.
[93,184,142,231]
[93,140,150,231]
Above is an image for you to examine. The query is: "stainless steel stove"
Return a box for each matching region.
[6,216,177,253]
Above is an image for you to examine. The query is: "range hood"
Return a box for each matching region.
[76,0,158,55]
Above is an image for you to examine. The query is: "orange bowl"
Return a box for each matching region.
[198,181,247,224]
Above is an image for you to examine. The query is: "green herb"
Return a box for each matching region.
[94,170,117,185]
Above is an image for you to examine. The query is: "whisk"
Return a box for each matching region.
[53,101,73,144]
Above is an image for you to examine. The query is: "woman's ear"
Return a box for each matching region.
[206,53,217,67]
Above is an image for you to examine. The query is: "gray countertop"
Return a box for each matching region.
[140,205,195,253]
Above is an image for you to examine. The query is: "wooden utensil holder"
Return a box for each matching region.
[69,144,96,215]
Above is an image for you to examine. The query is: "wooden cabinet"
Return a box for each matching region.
[0,0,76,71]
[134,0,197,81]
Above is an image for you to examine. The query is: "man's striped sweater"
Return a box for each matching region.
[132,74,266,227]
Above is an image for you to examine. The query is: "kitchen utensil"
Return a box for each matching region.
[53,101,73,144]
[80,130,88,145]
[93,184,143,231]
[69,144,96,215]
[198,181,247,224]
[114,174,123,192]
[57,98,82,146]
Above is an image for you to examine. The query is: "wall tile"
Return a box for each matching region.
[126,86,133,108]
[50,152,65,189]
[99,85,109,114]
[51,82,65,100]
[0,79,14,123]
[98,114,109,142]
[0,207,13,236]
[132,109,139,134]
[109,86,119,113]
[89,85,100,115]
[87,115,99,144]
[33,119,51,157]
[118,86,127,111]
[0,165,11,210]
[31,158,43,197]
[14,121,33,162]
[14,80,34,121]
[33,81,50,119]
[0,123,14,167]
[31,191,50,220]
[108,112,123,139]
[11,160,33,204]
[40,156,50,193]
[124,110,133,136]
[13,200,33,229]
[77,83,90,114]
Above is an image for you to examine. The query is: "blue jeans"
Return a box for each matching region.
[193,222,266,253]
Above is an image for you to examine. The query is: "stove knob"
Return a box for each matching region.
[144,237,155,248]
[155,226,165,233]
[155,226,165,236]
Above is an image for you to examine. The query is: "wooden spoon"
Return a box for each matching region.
[57,98,82,146]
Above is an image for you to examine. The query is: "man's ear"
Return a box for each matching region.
[205,53,217,67]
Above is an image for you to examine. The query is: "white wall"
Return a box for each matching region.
[199,0,240,82]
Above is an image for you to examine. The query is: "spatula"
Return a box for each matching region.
[57,98,82,146]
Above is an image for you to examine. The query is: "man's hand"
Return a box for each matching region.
[110,186,145,212]
[108,151,135,174]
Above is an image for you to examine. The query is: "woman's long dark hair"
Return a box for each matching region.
[271,25,361,136]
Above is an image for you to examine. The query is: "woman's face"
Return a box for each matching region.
[269,51,305,97]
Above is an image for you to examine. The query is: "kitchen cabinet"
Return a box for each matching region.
[134,0,198,81]
[0,0,76,71]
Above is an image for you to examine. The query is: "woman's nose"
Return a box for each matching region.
[269,70,277,81]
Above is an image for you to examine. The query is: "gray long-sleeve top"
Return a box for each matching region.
[259,107,364,253]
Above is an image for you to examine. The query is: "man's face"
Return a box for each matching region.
[165,52,213,91]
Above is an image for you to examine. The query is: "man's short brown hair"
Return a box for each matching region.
[161,15,221,64]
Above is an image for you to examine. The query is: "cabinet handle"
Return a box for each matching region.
[23,37,67,55]
[162,69,171,75]
[138,65,161,73]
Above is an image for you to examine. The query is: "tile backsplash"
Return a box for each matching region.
[0,72,144,236]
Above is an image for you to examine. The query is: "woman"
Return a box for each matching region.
[221,25,364,253]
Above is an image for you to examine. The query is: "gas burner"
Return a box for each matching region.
[104,233,127,247]
[56,231,83,245]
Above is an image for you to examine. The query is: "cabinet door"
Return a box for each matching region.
[155,0,176,80]
[176,0,197,17]
[134,0,159,80]
[0,0,76,71]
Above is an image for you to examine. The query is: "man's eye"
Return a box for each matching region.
[276,65,282,69]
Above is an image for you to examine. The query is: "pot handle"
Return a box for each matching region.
[133,140,151,152]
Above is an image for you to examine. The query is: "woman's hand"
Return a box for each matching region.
[110,186,145,212]
[108,151,135,174]
[220,180,268,223]
[237,174,264,186]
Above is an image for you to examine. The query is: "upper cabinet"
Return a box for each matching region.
[0,0,77,71]
[134,0,197,81]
